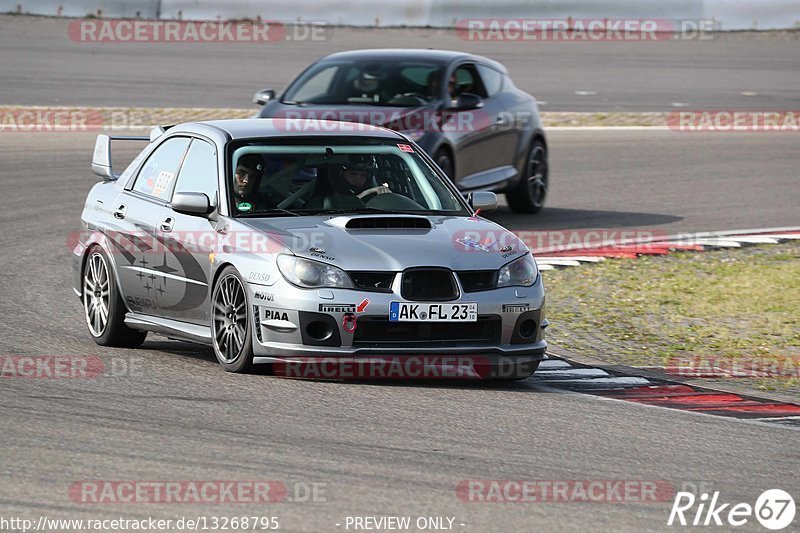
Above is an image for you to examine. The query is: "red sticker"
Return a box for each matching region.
[357,298,370,313]
[397,144,414,153]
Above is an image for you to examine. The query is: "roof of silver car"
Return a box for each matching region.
[177,119,404,140]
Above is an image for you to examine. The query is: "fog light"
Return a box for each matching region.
[518,319,537,339]
[306,321,333,341]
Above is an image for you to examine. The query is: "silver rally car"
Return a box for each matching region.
[74,119,547,379]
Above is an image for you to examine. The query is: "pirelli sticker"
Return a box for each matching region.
[319,304,356,313]
[502,304,531,313]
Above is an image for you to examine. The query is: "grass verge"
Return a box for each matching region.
[542,240,800,394]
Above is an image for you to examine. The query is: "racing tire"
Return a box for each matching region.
[211,266,255,373]
[507,139,548,214]
[83,246,147,348]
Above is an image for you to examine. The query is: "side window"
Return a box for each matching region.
[290,65,338,102]
[173,139,218,204]
[476,65,503,97]
[452,64,487,99]
[132,137,190,200]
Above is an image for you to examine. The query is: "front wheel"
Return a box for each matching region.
[83,246,147,347]
[211,266,255,373]
[507,139,548,214]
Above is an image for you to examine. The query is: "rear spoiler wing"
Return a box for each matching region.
[91,126,170,179]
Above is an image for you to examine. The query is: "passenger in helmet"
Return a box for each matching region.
[233,154,265,213]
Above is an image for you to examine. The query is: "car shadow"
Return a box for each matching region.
[143,338,556,390]
[486,207,682,231]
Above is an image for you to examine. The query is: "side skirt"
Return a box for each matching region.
[125,312,212,345]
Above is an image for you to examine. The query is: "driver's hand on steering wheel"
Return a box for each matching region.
[356,183,391,199]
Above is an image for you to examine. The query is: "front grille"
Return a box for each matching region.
[349,271,395,293]
[353,316,501,347]
[345,217,432,230]
[401,268,459,301]
[457,270,498,292]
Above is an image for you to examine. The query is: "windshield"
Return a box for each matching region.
[283,60,444,107]
[228,140,469,217]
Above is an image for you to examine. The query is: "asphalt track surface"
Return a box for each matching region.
[2,15,800,111]
[0,130,798,531]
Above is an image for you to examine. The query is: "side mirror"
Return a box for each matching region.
[172,192,213,216]
[470,191,497,213]
[253,88,276,106]
[445,93,484,111]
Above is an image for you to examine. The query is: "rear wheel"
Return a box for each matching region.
[507,139,548,214]
[211,266,255,373]
[83,246,147,347]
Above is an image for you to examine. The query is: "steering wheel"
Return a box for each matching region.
[388,93,428,106]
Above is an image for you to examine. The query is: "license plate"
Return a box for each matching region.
[389,302,477,322]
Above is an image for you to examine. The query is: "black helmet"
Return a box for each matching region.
[346,154,377,172]
[237,154,263,172]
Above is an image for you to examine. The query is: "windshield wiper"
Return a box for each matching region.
[305,207,428,216]
[236,208,302,217]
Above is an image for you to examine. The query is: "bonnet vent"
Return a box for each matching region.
[344,217,432,230]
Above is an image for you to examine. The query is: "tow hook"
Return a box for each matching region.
[342,313,358,333]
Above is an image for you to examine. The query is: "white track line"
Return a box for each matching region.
[757,233,800,240]
[721,236,781,244]
[534,376,652,386]
[536,256,606,263]
[550,126,671,131]
[751,416,800,422]
[535,259,583,267]
[685,239,743,248]
[536,368,610,379]
[539,359,573,370]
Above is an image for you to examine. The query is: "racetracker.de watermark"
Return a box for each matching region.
[456,480,675,503]
[0,355,145,379]
[69,229,329,256]
[456,19,715,41]
[454,229,667,254]
[666,355,800,379]
[70,228,678,257]
[668,111,800,132]
[272,356,536,380]
[271,109,494,134]
[68,20,330,43]
[0,107,156,132]
[70,481,326,504]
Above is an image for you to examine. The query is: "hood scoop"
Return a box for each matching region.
[344,216,432,230]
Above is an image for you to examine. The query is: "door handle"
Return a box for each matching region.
[159,217,175,233]
[113,205,127,219]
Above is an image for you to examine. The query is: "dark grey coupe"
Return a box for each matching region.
[253,49,548,213]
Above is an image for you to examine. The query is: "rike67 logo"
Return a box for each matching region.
[668,489,795,530]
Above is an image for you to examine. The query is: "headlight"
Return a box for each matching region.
[497,254,539,288]
[399,130,426,142]
[277,255,353,289]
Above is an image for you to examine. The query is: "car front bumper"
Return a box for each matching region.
[246,277,548,363]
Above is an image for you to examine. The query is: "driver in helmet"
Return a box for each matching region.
[340,155,390,200]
